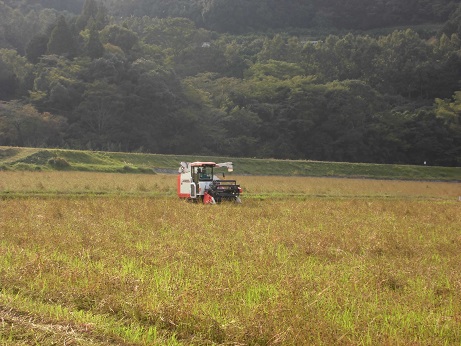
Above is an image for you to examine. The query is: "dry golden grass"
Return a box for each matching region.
[1,172,461,345]
[0,171,174,196]
[240,175,461,199]
[1,171,460,200]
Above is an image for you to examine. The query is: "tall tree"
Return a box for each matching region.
[373,30,432,98]
[100,24,139,53]
[0,100,67,147]
[0,59,18,99]
[85,21,104,59]
[78,0,98,26]
[435,91,461,136]
[47,15,77,57]
[76,80,123,140]
[0,48,33,99]
[76,0,108,31]
[25,34,49,63]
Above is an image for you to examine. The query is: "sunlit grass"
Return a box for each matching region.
[1,172,461,344]
[0,171,175,196]
[1,171,460,200]
[239,175,461,200]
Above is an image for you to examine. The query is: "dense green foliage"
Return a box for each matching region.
[1,0,461,165]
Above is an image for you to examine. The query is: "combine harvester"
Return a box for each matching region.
[177,161,242,204]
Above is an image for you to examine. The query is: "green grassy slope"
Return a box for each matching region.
[1,146,460,181]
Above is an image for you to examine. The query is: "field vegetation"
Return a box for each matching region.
[1,146,460,181]
[1,171,461,201]
[1,171,461,345]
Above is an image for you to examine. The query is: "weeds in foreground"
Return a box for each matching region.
[1,195,460,345]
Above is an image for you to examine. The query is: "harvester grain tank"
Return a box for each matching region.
[177,161,242,203]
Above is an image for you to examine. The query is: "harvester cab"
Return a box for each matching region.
[177,161,242,204]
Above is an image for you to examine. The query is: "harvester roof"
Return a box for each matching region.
[189,162,217,167]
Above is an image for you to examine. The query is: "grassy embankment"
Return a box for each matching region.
[1,146,460,181]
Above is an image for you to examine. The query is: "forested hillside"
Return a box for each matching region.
[1,0,461,165]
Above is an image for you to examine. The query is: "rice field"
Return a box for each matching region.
[1,172,460,345]
[1,171,460,199]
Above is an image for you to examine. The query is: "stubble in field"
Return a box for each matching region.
[1,175,460,345]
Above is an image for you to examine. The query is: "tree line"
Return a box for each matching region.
[15,0,455,33]
[1,0,461,165]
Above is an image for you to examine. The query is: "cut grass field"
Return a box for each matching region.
[1,171,461,345]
